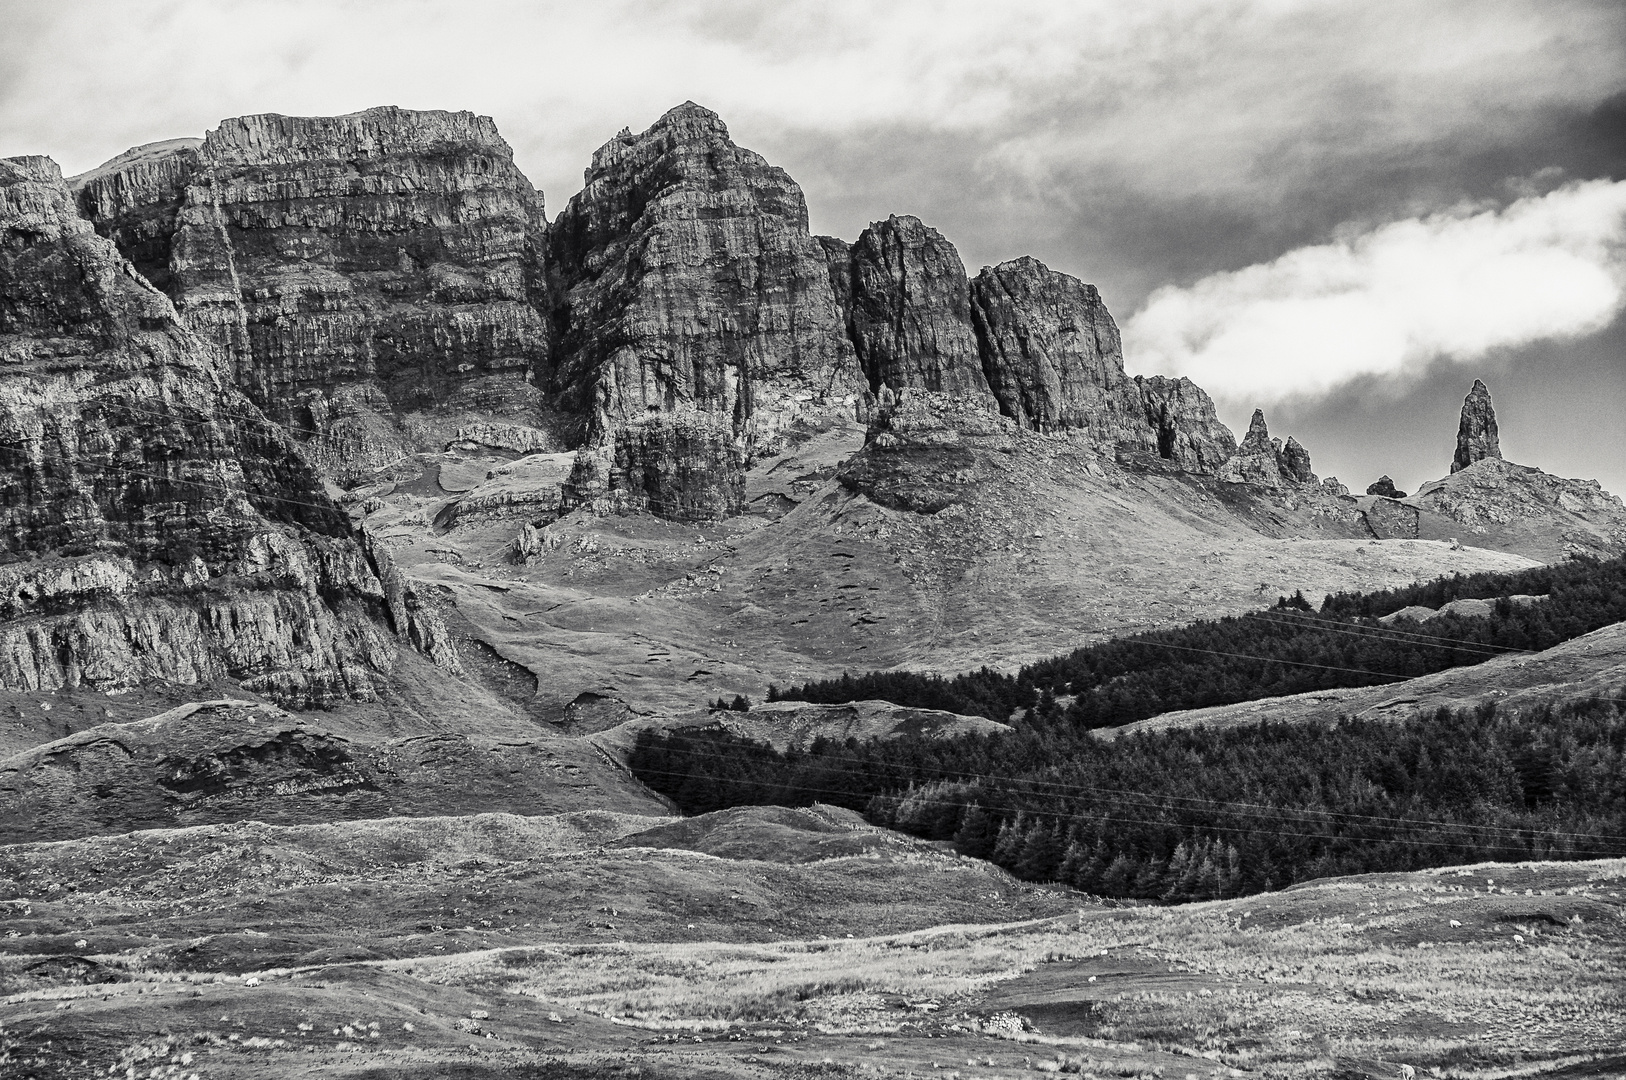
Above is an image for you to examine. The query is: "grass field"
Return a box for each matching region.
[2,808,1622,1079]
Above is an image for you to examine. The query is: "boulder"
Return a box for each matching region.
[1367,476,1407,498]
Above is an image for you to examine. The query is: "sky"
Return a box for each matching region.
[2,0,1623,496]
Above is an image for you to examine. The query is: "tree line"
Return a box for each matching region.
[769,554,1626,729]
[629,694,1626,901]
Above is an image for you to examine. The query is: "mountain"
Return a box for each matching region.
[71,107,552,485]
[5,101,1626,1080]
[0,155,412,708]
[4,99,1622,793]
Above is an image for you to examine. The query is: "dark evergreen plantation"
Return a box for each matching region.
[636,556,1626,900]
[771,554,1626,727]
[629,696,1626,900]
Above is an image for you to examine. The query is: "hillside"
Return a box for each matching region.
[1,807,1619,1078]
[1104,618,1626,739]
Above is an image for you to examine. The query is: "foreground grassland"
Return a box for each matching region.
[1,810,1622,1079]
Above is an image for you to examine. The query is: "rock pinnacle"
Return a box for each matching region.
[1452,378,1501,473]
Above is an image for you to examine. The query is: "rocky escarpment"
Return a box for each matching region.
[1453,378,1501,473]
[0,155,421,705]
[547,103,864,520]
[71,107,552,484]
[841,215,993,401]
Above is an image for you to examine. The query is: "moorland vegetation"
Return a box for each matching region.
[769,554,1626,727]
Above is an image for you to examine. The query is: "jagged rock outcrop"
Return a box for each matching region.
[1367,475,1406,498]
[844,215,993,400]
[966,257,1238,471]
[1452,378,1502,473]
[562,411,748,520]
[71,107,551,484]
[546,103,864,519]
[969,256,1138,436]
[1217,410,1316,488]
[1280,436,1315,484]
[0,155,416,705]
[1217,411,1283,487]
[1133,375,1238,474]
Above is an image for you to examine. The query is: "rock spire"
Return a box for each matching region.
[1452,378,1501,473]
[1216,409,1315,488]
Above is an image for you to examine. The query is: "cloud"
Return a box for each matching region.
[1121,179,1626,403]
[1,0,1621,219]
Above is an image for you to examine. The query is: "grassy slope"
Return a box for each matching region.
[3,809,1623,1080]
[365,421,1538,722]
[1098,619,1626,740]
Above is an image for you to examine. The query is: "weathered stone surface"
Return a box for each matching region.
[71,108,551,481]
[70,138,202,296]
[837,388,1014,513]
[964,257,1237,472]
[1452,378,1502,473]
[1281,436,1316,484]
[1132,375,1237,474]
[0,155,413,705]
[1364,497,1421,540]
[846,215,993,400]
[1218,410,1282,487]
[1216,411,1319,488]
[562,411,748,521]
[438,452,575,527]
[969,256,1137,436]
[1367,475,1406,498]
[546,103,864,468]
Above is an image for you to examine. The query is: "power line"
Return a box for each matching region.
[1109,636,1412,682]
[1258,607,1535,655]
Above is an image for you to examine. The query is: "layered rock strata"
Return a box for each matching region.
[0,155,416,705]
[548,103,864,520]
[1452,378,1502,473]
[844,215,993,400]
[72,107,551,483]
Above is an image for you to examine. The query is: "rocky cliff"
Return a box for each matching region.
[1452,378,1502,473]
[72,107,552,484]
[843,215,993,400]
[546,103,865,520]
[0,155,410,705]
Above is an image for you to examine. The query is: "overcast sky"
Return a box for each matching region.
[3,0,1623,496]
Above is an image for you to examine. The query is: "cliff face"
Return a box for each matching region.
[968,255,1140,437]
[72,107,551,484]
[545,103,864,519]
[0,155,409,705]
[828,239,1238,478]
[845,215,993,401]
